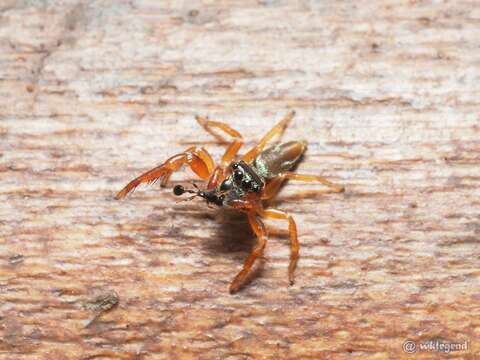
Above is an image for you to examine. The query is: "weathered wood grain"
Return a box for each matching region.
[1,1,479,359]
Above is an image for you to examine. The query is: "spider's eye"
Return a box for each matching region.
[242,179,252,189]
[219,179,232,191]
[233,169,243,181]
[231,163,239,170]
[251,183,260,193]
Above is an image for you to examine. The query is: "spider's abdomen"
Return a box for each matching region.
[253,141,307,180]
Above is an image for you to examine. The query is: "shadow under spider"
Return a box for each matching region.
[199,209,268,288]
[201,209,254,254]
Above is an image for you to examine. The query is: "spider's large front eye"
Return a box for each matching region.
[219,179,232,191]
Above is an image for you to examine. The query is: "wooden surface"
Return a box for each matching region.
[1,1,479,359]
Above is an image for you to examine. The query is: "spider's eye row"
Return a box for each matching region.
[242,179,252,189]
[233,169,243,181]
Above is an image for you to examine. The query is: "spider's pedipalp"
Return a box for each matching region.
[115,147,214,200]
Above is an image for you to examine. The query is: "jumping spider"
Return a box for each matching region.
[115,111,345,293]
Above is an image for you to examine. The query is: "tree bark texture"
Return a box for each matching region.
[0,1,479,359]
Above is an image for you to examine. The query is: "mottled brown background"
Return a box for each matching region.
[0,1,479,359]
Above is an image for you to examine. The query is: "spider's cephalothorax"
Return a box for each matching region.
[218,160,265,206]
[116,111,345,293]
[221,161,264,194]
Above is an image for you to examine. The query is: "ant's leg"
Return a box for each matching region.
[195,116,243,166]
[241,111,295,163]
[229,210,267,293]
[257,207,298,286]
[261,172,345,201]
[115,147,215,199]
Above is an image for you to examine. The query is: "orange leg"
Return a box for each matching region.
[225,197,257,211]
[256,207,299,285]
[241,111,295,163]
[195,115,243,167]
[262,172,345,200]
[196,116,244,189]
[115,147,215,199]
[230,210,267,293]
[206,167,224,190]
[195,115,242,143]
[160,146,215,187]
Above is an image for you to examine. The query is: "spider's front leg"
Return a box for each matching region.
[115,146,215,199]
[195,115,244,189]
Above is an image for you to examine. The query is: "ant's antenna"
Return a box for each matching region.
[173,184,194,196]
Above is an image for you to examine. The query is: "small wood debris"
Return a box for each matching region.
[9,254,24,265]
[84,290,119,328]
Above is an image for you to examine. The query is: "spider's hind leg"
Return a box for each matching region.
[261,172,345,201]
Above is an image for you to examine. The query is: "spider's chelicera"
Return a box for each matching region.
[116,111,345,293]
